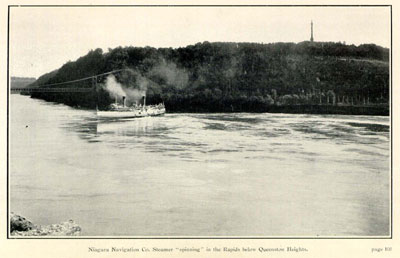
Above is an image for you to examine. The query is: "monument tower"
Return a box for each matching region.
[310,20,314,42]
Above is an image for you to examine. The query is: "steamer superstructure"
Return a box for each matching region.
[97,96,166,118]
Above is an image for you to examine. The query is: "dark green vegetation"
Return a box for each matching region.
[29,41,389,115]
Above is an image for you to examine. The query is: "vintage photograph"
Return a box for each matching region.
[8,6,391,237]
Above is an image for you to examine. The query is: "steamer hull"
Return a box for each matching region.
[97,106,165,119]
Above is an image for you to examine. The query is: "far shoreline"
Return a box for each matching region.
[165,104,390,116]
[13,94,390,117]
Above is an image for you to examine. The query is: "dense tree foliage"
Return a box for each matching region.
[30,41,389,113]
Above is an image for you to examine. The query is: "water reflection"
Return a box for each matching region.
[66,116,170,142]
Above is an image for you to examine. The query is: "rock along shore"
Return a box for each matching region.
[10,212,81,236]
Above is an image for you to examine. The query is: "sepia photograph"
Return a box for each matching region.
[8,5,391,239]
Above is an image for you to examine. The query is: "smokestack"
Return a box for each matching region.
[143,96,146,107]
[115,97,118,104]
[122,96,126,107]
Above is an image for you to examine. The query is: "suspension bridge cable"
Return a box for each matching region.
[35,68,128,88]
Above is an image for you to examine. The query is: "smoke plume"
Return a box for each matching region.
[119,69,148,102]
[104,75,125,98]
[150,59,189,89]
[102,60,189,105]
[103,70,148,105]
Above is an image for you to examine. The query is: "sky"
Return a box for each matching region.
[10,6,391,79]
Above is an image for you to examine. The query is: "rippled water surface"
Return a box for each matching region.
[10,95,390,236]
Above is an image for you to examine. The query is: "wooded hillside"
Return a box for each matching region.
[30,41,389,113]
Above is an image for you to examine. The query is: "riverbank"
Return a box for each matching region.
[167,104,390,116]
[10,213,81,236]
[26,95,389,116]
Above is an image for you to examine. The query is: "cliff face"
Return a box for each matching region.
[30,42,389,113]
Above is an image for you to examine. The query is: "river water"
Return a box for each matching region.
[10,95,390,237]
